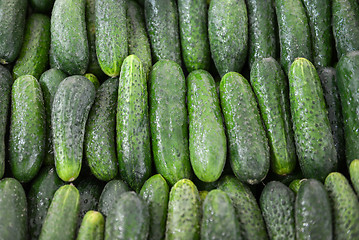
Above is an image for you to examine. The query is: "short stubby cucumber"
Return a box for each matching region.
[77,211,105,240]
[349,159,359,195]
[98,179,129,217]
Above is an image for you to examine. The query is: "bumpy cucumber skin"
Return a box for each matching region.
[98,180,129,217]
[0,0,27,64]
[84,73,100,90]
[0,178,27,240]
[144,0,182,65]
[50,0,89,75]
[325,172,359,240]
[260,181,295,240]
[85,78,118,182]
[9,75,46,183]
[220,72,269,184]
[140,174,169,240]
[274,0,312,74]
[247,0,277,68]
[149,60,191,185]
[52,76,96,182]
[30,0,55,13]
[349,159,359,195]
[178,0,210,72]
[95,0,128,77]
[77,211,105,240]
[188,70,226,182]
[13,14,51,80]
[208,0,248,77]
[39,184,80,240]
[250,58,296,175]
[288,58,337,181]
[295,179,332,240]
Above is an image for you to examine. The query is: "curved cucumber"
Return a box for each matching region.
[98,179,129,217]
[349,159,359,195]
[77,211,104,240]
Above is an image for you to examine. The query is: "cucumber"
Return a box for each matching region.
[219,72,269,184]
[288,58,337,180]
[0,178,27,240]
[105,191,149,240]
[178,0,210,72]
[9,75,46,182]
[50,0,89,75]
[349,159,359,195]
[28,166,64,240]
[199,190,209,202]
[13,14,51,80]
[250,57,296,175]
[325,172,359,240]
[165,179,201,240]
[117,55,152,192]
[208,0,248,77]
[39,184,80,240]
[77,211,105,240]
[188,70,226,182]
[0,0,27,64]
[201,189,240,240]
[149,60,191,185]
[95,0,128,77]
[139,174,169,240]
[289,179,307,194]
[84,73,100,90]
[52,75,96,182]
[144,0,182,65]
[260,181,295,240]
[30,0,55,13]
[98,179,129,217]
[218,176,268,240]
[274,0,312,74]
[295,179,332,240]
[85,77,118,181]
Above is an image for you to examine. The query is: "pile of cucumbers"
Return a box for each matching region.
[1,0,359,239]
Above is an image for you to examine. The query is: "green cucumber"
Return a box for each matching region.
[85,77,118,182]
[30,0,55,13]
[288,58,337,180]
[0,178,27,240]
[349,159,359,195]
[208,0,248,77]
[117,55,152,192]
[84,73,100,90]
[52,75,96,182]
[39,184,80,240]
[289,179,307,194]
[219,72,269,184]
[50,0,89,75]
[9,75,46,182]
[199,190,209,202]
[149,60,191,185]
[13,14,51,80]
[140,174,169,240]
[77,211,105,240]
[165,179,201,240]
[98,179,129,217]
[250,57,296,175]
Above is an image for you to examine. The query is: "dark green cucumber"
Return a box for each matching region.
[105,191,149,240]
[219,72,269,184]
[98,179,129,217]
[201,189,240,240]
[50,0,89,75]
[218,176,268,240]
[325,172,359,240]
[127,0,152,77]
[85,78,118,181]
[39,184,80,240]
[84,73,100,90]
[30,0,55,13]
[9,75,46,182]
[77,211,105,240]
[247,0,277,68]
[288,58,337,180]
[250,57,296,175]
[13,14,51,80]
[332,0,359,59]
[208,0,248,77]
[178,0,210,72]
[144,0,182,65]
[0,0,27,64]
[166,179,201,240]
[149,60,191,185]
[52,75,96,182]
[95,0,127,77]
[28,166,64,240]
[349,159,359,195]
[295,179,332,240]
[140,174,169,240]
[117,55,151,192]
[274,0,312,74]
[0,178,27,240]
[289,179,307,194]
[188,70,226,182]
